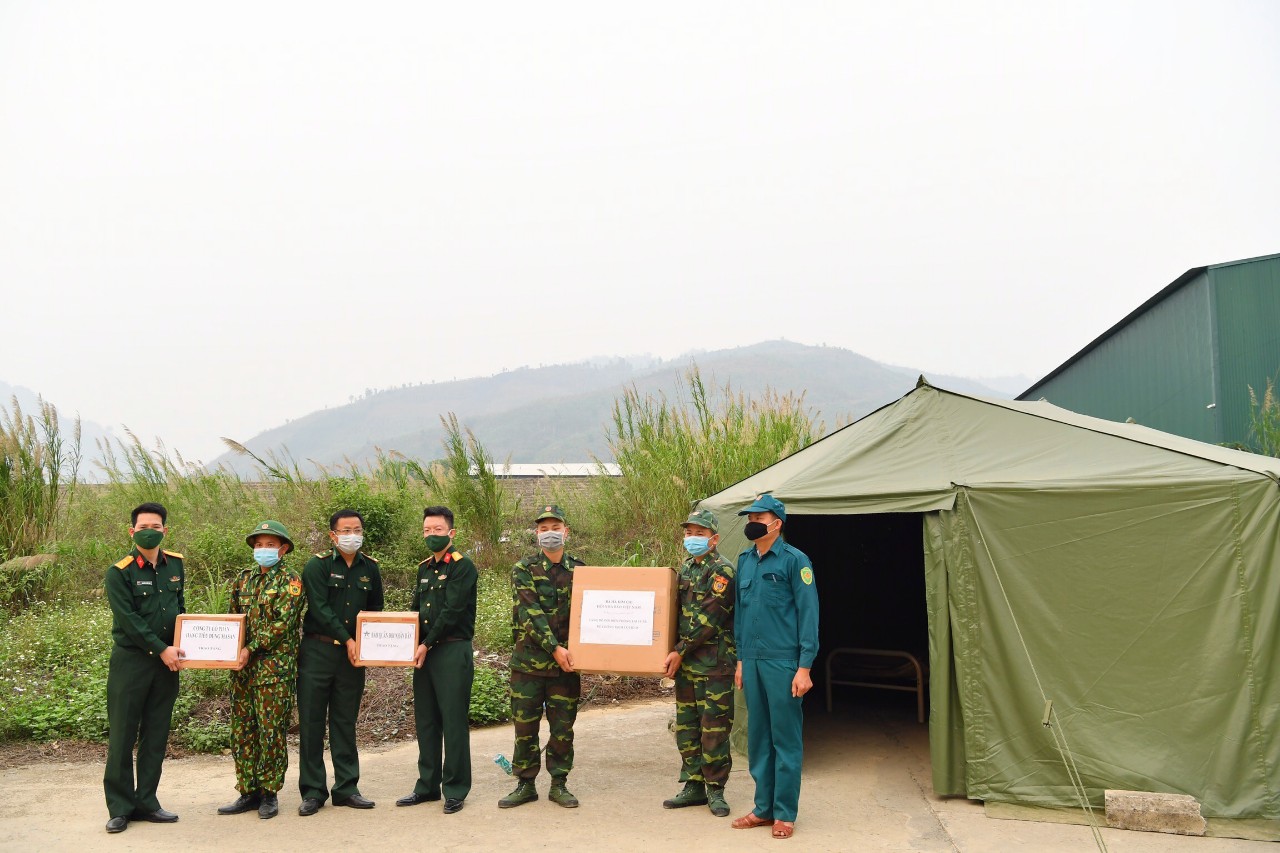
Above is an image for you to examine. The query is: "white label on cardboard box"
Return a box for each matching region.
[178,618,241,662]
[579,589,656,646]
[359,620,416,662]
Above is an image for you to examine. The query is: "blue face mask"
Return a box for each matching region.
[253,547,281,568]
[683,536,711,557]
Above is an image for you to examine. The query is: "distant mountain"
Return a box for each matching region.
[212,341,1014,475]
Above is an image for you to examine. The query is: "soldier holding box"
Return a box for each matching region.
[102,502,185,834]
[218,520,305,820]
[296,509,384,815]
[500,504,583,809]
[662,508,736,818]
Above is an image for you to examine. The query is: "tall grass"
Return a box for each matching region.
[398,413,523,567]
[588,366,820,565]
[1247,375,1280,458]
[0,397,81,561]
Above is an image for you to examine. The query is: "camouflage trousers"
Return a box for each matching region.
[674,670,735,786]
[510,669,580,781]
[231,675,294,795]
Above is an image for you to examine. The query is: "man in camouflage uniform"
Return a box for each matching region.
[500,504,583,809]
[218,520,305,820]
[103,502,185,834]
[296,509,384,815]
[662,508,737,817]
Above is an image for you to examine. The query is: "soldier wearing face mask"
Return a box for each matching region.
[499,504,584,809]
[296,509,384,816]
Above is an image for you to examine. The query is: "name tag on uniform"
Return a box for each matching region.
[136,580,153,586]
[331,573,345,580]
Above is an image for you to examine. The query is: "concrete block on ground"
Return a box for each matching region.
[1104,789,1206,836]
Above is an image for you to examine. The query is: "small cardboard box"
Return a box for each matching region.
[175,614,246,669]
[568,566,677,677]
[354,611,419,667]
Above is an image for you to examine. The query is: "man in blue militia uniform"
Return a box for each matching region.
[296,509,384,816]
[729,494,818,841]
[102,502,185,834]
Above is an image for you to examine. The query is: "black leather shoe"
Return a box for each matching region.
[395,792,439,807]
[105,816,128,834]
[298,797,323,816]
[130,807,178,823]
[217,793,261,815]
[258,792,278,819]
[333,793,375,809]
[443,798,464,814]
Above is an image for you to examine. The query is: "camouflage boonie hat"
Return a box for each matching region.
[681,508,719,533]
[533,504,567,523]
[245,519,294,549]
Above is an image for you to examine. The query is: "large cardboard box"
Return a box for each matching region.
[568,566,677,677]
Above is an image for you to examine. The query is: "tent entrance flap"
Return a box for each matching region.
[785,513,928,717]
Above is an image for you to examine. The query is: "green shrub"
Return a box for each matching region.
[469,663,510,725]
[0,396,80,563]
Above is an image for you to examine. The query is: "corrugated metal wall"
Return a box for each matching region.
[1026,272,1222,443]
[1022,255,1280,448]
[1211,259,1280,447]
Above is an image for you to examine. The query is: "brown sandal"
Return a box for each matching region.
[772,820,794,839]
[731,812,773,829]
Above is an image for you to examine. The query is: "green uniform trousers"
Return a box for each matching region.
[674,670,735,786]
[296,637,367,802]
[103,646,179,818]
[510,669,579,781]
[742,658,805,822]
[411,640,474,799]
[231,676,294,795]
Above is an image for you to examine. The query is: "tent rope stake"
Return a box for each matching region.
[969,500,1109,853]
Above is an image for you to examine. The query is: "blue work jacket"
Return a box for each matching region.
[734,537,819,668]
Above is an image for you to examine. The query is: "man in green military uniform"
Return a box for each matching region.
[103,502,185,834]
[662,508,736,818]
[296,509,384,816]
[500,504,583,809]
[217,521,305,820]
[396,506,478,814]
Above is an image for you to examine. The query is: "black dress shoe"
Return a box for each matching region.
[395,792,440,807]
[105,816,128,834]
[258,792,278,820]
[217,792,261,815]
[298,797,323,816]
[443,798,464,814]
[333,793,375,809]
[131,808,178,823]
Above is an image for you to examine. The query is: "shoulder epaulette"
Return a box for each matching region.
[315,552,328,558]
[114,556,133,570]
[451,551,463,561]
[364,554,379,563]
[163,549,184,559]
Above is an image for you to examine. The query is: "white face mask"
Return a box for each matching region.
[536,530,565,551]
[336,533,364,554]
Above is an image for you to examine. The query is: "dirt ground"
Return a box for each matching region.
[1,696,1274,852]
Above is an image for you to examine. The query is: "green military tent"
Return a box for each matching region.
[699,379,1280,819]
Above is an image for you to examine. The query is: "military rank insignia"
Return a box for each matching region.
[360,576,370,583]
[712,574,728,595]
[800,567,814,585]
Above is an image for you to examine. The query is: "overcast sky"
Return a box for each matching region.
[2,1,1277,463]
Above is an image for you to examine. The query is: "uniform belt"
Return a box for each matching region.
[436,636,467,644]
[304,632,343,646]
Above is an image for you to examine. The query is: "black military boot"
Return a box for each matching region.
[217,792,261,815]
[258,792,279,819]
